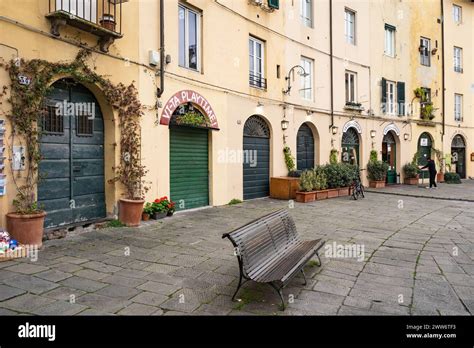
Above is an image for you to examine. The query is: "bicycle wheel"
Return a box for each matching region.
[352,185,358,200]
[360,184,365,198]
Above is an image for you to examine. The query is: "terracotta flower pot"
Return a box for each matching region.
[315,190,328,200]
[6,211,46,248]
[369,180,386,188]
[100,14,116,31]
[142,213,150,221]
[295,191,315,203]
[119,198,145,227]
[404,177,419,185]
[437,172,444,183]
[327,188,339,198]
[338,187,350,196]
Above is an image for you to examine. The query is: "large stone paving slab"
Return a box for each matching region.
[1,191,473,315]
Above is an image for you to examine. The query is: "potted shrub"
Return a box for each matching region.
[296,170,315,203]
[403,163,419,185]
[339,163,357,196]
[433,149,445,183]
[100,14,116,31]
[444,172,461,184]
[6,192,46,248]
[151,197,168,219]
[166,200,176,216]
[142,203,153,221]
[367,160,389,188]
[312,166,328,200]
[323,163,343,198]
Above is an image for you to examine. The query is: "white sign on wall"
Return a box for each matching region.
[420,138,428,147]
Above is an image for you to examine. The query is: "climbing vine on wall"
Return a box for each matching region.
[0,49,148,212]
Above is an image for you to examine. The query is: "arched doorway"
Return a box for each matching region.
[417,132,433,180]
[341,127,360,166]
[169,103,210,211]
[296,123,315,171]
[451,135,466,179]
[39,79,106,228]
[243,115,270,200]
[382,131,397,184]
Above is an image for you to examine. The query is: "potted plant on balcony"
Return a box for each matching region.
[100,14,116,31]
[296,170,315,203]
[403,163,419,185]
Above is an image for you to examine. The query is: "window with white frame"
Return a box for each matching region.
[345,9,356,45]
[454,46,463,73]
[300,57,313,100]
[179,4,201,71]
[453,5,462,24]
[345,71,357,103]
[249,36,265,89]
[420,37,430,66]
[386,80,396,115]
[384,24,396,57]
[455,94,463,121]
[300,0,313,28]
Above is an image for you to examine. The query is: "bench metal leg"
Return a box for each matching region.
[301,269,307,286]
[269,283,285,310]
[232,273,244,301]
[316,252,322,266]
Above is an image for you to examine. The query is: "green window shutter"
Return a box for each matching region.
[268,0,279,9]
[381,77,387,114]
[397,81,405,116]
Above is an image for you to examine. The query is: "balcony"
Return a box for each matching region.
[249,73,267,90]
[46,0,125,52]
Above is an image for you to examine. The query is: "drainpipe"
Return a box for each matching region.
[440,0,445,141]
[157,0,165,98]
[329,0,334,133]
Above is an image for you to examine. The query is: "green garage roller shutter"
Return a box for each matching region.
[170,127,209,210]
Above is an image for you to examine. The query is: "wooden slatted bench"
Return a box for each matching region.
[222,209,325,309]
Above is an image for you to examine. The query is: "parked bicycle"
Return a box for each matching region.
[352,168,365,200]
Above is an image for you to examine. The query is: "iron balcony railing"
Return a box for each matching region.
[249,73,267,90]
[48,0,123,35]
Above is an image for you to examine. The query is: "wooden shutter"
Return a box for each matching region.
[397,81,405,116]
[381,78,387,113]
[268,0,279,9]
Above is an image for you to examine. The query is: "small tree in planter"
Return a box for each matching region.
[433,148,445,182]
[403,163,419,185]
[296,170,315,203]
[367,158,389,188]
[312,166,328,200]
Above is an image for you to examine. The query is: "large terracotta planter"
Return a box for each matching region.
[437,172,444,183]
[369,180,386,188]
[315,190,328,200]
[270,177,300,200]
[327,188,339,198]
[404,177,419,185]
[295,191,315,203]
[338,187,350,196]
[6,211,46,248]
[119,198,145,227]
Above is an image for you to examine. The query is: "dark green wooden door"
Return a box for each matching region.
[297,123,315,171]
[452,135,466,179]
[382,132,397,184]
[243,116,270,200]
[417,132,432,179]
[39,79,105,228]
[341,128,360,166]
[170,127,209,210]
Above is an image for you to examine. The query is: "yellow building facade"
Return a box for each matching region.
[0,0,473,230]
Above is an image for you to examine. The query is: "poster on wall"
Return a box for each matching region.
[420,138,428,146]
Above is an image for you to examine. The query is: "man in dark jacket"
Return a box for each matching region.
[420,157,437,189]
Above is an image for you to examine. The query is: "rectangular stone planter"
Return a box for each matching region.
[270,176,300,200]
[404,177,419,185]
[338,187,350,196]
[295,191,315,203]
[315,190,328,200]
[152,211,167,220]
[369,180,386,188]
[327,188,339,198]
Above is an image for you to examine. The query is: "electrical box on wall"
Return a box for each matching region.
[12,146,26,171]
[149,50,160,67]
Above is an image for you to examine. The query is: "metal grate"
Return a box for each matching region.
[342,127,359,145]
[452,135,465,148]
[76,112,94,136]
[244,115,270,138]
[42,104,64,134]
[249,73,267,89]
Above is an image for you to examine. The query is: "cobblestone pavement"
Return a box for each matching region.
[1,190,473,316]
[366,179,474,202]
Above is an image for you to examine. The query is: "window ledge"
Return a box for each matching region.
[344,104,364,112]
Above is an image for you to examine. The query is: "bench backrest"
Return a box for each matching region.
[223,209,299,276]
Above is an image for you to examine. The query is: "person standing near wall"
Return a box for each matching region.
[419,157,437,189]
